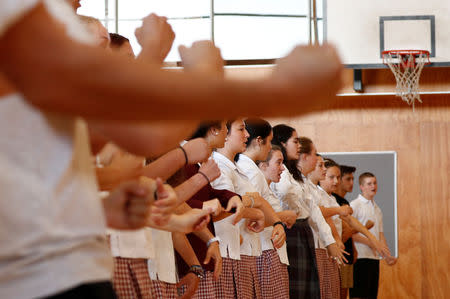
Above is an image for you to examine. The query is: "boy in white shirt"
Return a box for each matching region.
[350,172,397,299]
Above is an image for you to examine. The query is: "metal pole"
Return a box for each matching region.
[308,0,312,45]
[312,0,319,44]
[115,0,119,33]
[210,0,215,44]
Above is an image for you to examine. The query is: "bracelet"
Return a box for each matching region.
[188,265,205,279]
[273,221,287,230]
[206,236,220,247]
[197,171,210,184]
[246,194,254,208]
[178,145,188,165]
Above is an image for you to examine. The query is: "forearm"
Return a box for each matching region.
[90,121,198,158]
[343,215,378,242]
[277,210,295,223]
[258,199,282,227]
[96,165,141,191]
[140,148,185,181]
[193,228,215,243]
[326,217,341,242]
[172,232,201,266]
[0,4,339,122]
[319,206,342,218]
[352,233,372,247]
[174,174,209,205]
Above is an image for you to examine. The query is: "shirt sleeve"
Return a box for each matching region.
[210,167,236,193]
[210,187,239,208]
[310,203,335,247]
[0,0,40,37]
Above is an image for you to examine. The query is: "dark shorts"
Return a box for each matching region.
[43,281,117,299]
[350,259,380,299]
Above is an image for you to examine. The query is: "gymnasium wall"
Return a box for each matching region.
[226,67,450,299]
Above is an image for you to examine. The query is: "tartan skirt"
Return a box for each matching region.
[285,218,320,299]
[212,257,237,299]
[190,271,217,299]
[315,248,341,299]
[236,255,262,299]
[150,279,178,299]
[256,249,289,299]
[112,257,152,299]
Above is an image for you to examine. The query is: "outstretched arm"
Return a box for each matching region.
[0,4,342,122]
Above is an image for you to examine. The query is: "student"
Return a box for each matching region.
[257,145,298,298]
[271,125,343,299]
[0,1,340,298]
[296,138,346,299]
[174,121,245,299]
[236,118,290,298]
[332,164,357,299]
[350,172,397,299]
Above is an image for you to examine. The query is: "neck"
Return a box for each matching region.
[309,176,319,185]
[266,178,272,185]
[297,160,309,176]
[242,148,259,162]
[362,193,374,201]
[217,147,237,163]
[335,188,346,197]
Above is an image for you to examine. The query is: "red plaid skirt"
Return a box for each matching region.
[150,279,178,299]
[212,257,236,299]
[256,249,289,299]
[315,248,340,299]
[112,257,152,299]
[190,271,217,299]
[236,255,262,299]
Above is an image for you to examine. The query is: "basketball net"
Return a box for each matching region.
[382,50,430,110]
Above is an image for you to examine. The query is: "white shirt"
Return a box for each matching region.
[351,194,384,259]
[108,228,154,259]
[316,185,342,238]
[236,154,276,251]
[211,151,262,257]
[0,2,110,298]
[147,230,177,284]
[236,154,289,264]
[271,168,335,248]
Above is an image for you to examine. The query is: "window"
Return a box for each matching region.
[78,0,324,63]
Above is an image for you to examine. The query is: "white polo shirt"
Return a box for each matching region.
[350,194,384,259]
[211,151,262,257]
[271,168,335,248]
[0,1,110,298]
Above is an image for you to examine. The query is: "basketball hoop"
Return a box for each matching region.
[382,50,430,109]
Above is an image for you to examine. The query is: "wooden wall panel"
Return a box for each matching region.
[228,66,449,298]
[270,97,448,299]
[419,122,450,298]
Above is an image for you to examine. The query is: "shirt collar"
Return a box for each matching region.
[357,194,374,205]
[213,151,237,170]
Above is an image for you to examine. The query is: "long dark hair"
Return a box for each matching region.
[189,121,223,139]
[272,124,303,182]
[236,118,272,162]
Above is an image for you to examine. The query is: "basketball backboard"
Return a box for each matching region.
[324,0,450,68]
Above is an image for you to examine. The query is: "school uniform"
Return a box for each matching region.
[237,154,289,299]
[176,163,240,299]
[211,152,262,299]
[309,182,342,299]
[0,2,113,298]
[271,168,335,299]
[350,194,384,299]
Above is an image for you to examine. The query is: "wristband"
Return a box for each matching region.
[206,236,220,247]
[273,221,287,230]
[197,171,210,184]
[178,145,188,165]
[188,265,205,279]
